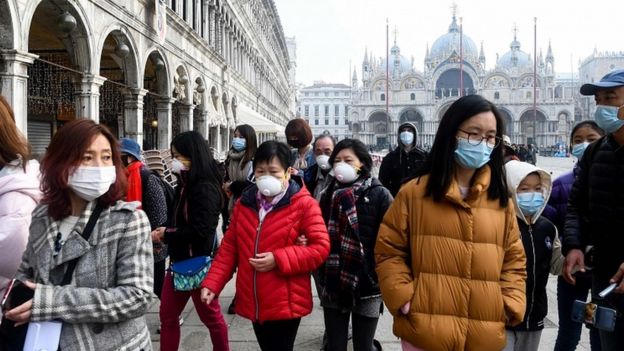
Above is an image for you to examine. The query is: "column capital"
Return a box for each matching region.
[0,50,38,65]
[82,73,108,87]
[124,88,149,100]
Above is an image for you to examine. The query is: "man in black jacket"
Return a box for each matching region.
[563,69,624,349]
[378,122,427,196]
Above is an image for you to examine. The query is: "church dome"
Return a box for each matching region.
[378,44,412,75]
[429,15,479,63]
[496,36,532,71]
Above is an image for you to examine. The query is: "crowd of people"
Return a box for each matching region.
[1,69,624,351]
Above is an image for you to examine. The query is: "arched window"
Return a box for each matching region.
[410,93,415,101]
[494,92,500,100]
[381,93,386,101]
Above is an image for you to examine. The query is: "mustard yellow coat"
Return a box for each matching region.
[375,166,527,351]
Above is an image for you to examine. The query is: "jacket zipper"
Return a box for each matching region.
[253,216,265,322]
[526,224,536,329]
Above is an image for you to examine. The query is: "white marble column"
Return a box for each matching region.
[156,98,175,149]
[123,88,147,142]
[0,50,38,135]
[177,103,194,132]
[76,74,107,122]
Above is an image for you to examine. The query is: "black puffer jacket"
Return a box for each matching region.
[508,217,557,332]
[320,177,393,298]
[564,135,624,286]
[164,176,222,262]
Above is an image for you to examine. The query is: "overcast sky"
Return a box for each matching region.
[273,0,624,87]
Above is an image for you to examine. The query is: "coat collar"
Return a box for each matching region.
[444,165,491,208]
[240,178,303,212]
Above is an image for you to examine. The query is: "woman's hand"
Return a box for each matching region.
[249,252,276,272]
[151,227,165,243]
[400,301,411,315]
[295,235,308,246]
[200,287,216,305]
[5,280,36,327]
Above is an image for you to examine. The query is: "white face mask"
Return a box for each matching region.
[316,155,331,170]
[171,158,188,174]
[333,162,359,183]
[68,166,117,201]
[256,175,286,197]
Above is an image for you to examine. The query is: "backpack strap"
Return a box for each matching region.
[60,204,104,286]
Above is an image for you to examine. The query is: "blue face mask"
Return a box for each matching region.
[454,137,493,169]
[571,142,590,159]
[232,137,246,151]
[400,131,414,146]
[595,105,624,134]
[517,192,544,216]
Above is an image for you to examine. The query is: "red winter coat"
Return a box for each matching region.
[202,180,330,322]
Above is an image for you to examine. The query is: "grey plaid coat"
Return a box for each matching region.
[16,200,154,351]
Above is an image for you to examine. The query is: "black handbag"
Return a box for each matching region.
[0,204,103,351]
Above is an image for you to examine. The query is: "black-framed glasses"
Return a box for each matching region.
[458,129,502,148]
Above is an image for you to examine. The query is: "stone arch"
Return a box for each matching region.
[497,107,514,137]
[95,24,141,87]
[517,74,542,88]
[484,73,512,89]
[143,48,170,96]
[435,69,475,98]
[0,0,19,49]
[398,108,424,135]
[142,49,170,150]
[368,110,391,148]
[436,101,455,121]
[520,108,548,145]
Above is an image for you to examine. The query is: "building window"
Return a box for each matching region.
[334,92,339,96]
[526,92,532,99]
[344,105,349,115]
[335,118,339,125]
[314,92,319,97]
[315,119,319,125]
[324,105,329,116]
[304,105,309,117]
[381,93,385,101]
[325,119,329,125]
[325,92,329,97]
[410,93,415,101]
[304,92,309,97]
[494,92,500,100]
[345,92,350,97]
[314,105,319,117]
[334,105,339,116]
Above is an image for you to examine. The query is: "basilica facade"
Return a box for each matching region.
[349,14,575,150]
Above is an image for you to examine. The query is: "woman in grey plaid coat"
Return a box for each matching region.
[4,120,154,351]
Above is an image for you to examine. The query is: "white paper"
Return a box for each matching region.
[23,320,62,351]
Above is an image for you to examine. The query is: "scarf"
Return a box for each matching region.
[126,161,143,207]
[227,149,247,182]
[323,177,370,307]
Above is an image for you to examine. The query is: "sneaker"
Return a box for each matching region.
[179,317,184,326]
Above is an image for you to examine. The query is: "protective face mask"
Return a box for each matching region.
[454,137,493,170]
[68,166,117,202]
[595,105,624,134]
[333,162,359,183]
[399,131,414,146]
[256,175,286,197]
[232,137,246,151]
[571,142,590,159]
[517,192,545,216]
[316,155,331,170]
[171,158,188,174]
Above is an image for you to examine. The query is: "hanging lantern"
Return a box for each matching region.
[57,11,77,33]
[115,42,130,58]
[178,74,188,84]
[154,57,165,71]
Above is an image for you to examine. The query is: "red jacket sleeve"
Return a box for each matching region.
[273,195,330,276]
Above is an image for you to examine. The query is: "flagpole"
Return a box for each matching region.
[386,18,390,150]
[533,17,537,146]
[460,17,464,96]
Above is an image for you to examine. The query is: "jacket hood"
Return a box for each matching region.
[504,160,552,225]
[0,159,41,203]
[398,122,417,148]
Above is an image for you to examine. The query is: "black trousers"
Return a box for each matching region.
[323,307,379,351]
[153,258,166,299]
[252,318,301,351]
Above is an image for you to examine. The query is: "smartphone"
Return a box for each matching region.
[1,279,34,312]
[598,283,618,299]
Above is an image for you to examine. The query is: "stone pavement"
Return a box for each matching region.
[147,156,592,350]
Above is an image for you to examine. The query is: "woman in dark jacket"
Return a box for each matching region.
[152,131,229,351]
[542,121,604,351]
[318,139,393,351]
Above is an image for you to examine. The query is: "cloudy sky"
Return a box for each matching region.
[273,0,624,86]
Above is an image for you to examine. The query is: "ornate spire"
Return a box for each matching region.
[510,24,521,50]
[479,41,486,66]
[448,3,459,33]
[546,40,554,59]
[363,47,369,65]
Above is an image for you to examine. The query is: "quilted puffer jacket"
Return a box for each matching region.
[375,166,527,351]
[202,179,330,322]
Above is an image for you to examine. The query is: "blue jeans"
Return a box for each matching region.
[554,275,602,351]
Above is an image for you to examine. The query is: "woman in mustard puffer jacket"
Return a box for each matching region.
[375,95,527,351]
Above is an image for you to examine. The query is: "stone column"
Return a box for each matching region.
[76,74,107,122]
[156,98,175,149]
[178,103,194,132]
[0,50,38,135]
[123,88,147,142]
[195,110,209,138]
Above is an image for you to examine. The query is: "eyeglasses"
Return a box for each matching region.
[457,129,502,148]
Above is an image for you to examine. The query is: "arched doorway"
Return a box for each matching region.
[368,111,390,149]
[435,69,475,98]
[498,108,513,138]
[98,30,139,138]
[520,109,547,146]
[399,109,424,138]
[143,51,169,150]
[26,0,91,158]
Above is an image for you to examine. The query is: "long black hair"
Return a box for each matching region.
[171,131,223,187]
[328,138,373,178]
[233,124,257,169]
[416,95,509,207]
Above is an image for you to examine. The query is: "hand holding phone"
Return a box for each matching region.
[599,283,617,299]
